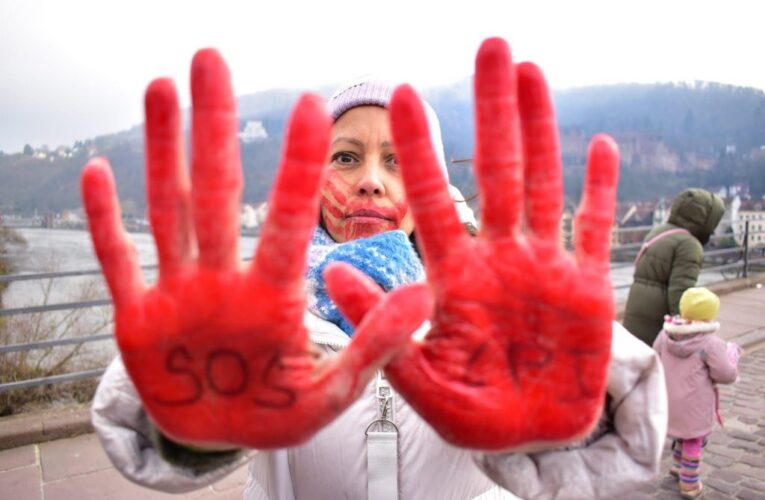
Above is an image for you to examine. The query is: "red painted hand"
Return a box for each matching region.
[338,38,620,451]
[81,50,431,449]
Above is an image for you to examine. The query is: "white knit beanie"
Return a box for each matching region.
[326,77,450,182]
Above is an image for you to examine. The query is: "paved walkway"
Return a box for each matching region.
[632,285,765,499]
[636,347,765,500]
[710,285,765,350]
[0,433,248,499]
[0,284,763,499]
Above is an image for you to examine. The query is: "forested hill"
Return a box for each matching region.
[555,82,765,153]
[2,81,765,214]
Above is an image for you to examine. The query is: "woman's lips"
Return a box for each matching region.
[345,208,396,223]
[347,216,395,225]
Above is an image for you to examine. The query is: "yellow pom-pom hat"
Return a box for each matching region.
[679,287,720,322]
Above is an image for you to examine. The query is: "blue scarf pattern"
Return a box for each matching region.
[305,227,424,336]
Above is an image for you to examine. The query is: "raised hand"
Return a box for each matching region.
[358,38,618,451]
[81,50,430,449]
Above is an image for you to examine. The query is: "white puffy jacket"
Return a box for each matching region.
[92,313,666,500]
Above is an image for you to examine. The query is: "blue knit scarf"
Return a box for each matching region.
[305,227,424,336]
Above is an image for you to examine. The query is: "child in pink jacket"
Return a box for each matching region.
[653,287,741,499]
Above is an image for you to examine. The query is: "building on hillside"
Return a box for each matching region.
[54,145,73,158]
[558,127,588,167]
[42,213,55,229]
[240,202,269,230]
[254,203,268,227]
[745,145,765,161]
[733,199,765,247]
[712,184,749,200]
[59,210,82,225]
[559,199,579,249]
[616,132,682,172]
[239,121,268,144]
[652,198,672,226]
[241,204,258,229]
[613,201,657,246]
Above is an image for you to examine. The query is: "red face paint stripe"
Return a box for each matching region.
[320,192,345,220]
[324,173,350,207]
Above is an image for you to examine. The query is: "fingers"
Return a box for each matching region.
[348,284,432,365]
[325,283,432,397]
[253,94,331,287]
[390,84,466,267]
[145,78,194,278]
[574,135,620,273]
[190,49,242,271]
[517,62,563,244]
[324,262,384,326]
[81,158,144,307]
[473,37,523,239]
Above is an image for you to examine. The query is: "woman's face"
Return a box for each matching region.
[320,106,414,242]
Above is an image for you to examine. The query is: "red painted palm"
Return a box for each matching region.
[369,39,618,451]
[81,50,430,449]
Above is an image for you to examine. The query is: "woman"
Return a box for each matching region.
[623,188,725,345]
[85,38,666,499]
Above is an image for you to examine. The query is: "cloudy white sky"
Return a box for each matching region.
[1,0,763,153]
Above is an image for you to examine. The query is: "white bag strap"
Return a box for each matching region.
[366,371,399,500]
[634,228,690,264]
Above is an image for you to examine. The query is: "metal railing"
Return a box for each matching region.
[1,220,763,393]
[610,220,765,289]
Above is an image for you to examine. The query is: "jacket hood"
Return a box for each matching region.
[667,189,725,245]
[663,316,719,358]
[664,332,715,358]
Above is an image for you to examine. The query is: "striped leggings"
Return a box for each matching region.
[672,437,704,493]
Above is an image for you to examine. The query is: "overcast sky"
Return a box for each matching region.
[1,0,764,153]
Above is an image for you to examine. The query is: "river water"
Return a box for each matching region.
[6,228,258,306]
[3,228,257,364]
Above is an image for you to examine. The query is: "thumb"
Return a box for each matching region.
[324,262,385,326]
[317,282,433,408]
[346,282,432,368]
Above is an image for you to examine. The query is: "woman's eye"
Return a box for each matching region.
[331,152,358,167]
[385,154,399,170]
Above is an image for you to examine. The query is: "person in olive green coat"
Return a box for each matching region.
[623,188,726,345]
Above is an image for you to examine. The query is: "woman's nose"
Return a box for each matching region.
[355,163,385,196]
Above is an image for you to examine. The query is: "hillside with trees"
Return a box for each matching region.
[2,81,764,215]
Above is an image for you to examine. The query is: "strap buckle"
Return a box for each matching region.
[365,418,399,435]
[366,371,397,435]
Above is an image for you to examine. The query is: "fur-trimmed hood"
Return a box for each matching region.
[663,315,720,336]
[662,315,720,358]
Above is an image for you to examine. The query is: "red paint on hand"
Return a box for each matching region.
[81,50,431,449]
[377,38,620,450]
